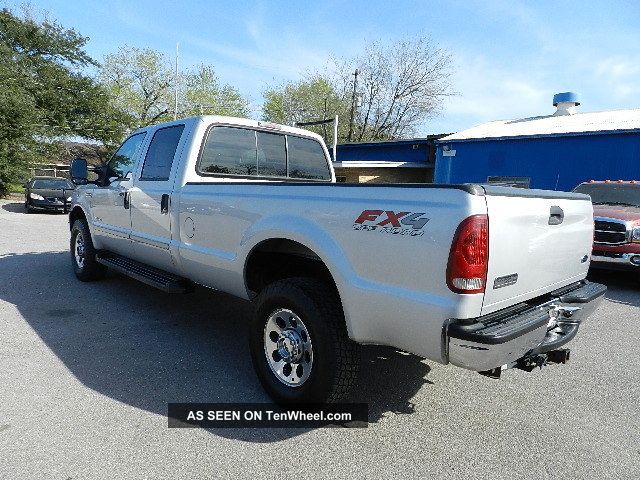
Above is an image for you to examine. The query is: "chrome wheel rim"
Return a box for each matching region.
[74,233,85,269]
[264,308,313,387]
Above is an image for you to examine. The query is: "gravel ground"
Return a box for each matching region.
[0,199,638,479]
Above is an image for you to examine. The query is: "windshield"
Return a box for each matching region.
[574,183,640,207]
[31,179,74,190]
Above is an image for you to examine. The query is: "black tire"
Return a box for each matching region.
[70,219,107,281]
[250,277,359,404]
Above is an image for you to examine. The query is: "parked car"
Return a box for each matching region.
[66,116,606,404]
[25,176,75,213]
[573,180,640,275]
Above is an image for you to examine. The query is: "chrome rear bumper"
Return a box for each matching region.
[446,281,606,372]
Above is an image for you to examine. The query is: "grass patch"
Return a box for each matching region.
[7,183,25,193]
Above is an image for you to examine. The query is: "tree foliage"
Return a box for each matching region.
[99,46,173,127]
[100,46,249,129]
[262,36,453,144]
[0,8,130,195]
[263,75,349,142]
[182,64,249,117]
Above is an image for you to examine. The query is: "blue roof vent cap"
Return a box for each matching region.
[552,92,580,115]
[553,92,581,106]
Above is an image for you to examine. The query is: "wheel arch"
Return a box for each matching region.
[244,237,340,298]
[68,205,87,230]
[241,220,358,340]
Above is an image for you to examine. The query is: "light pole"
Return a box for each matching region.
[174,42,179,121]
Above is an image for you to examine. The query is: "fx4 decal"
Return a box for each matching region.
[353,210,430,236]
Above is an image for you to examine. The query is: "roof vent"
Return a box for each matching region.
[552,92,580,116]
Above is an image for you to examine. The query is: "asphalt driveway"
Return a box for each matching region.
[0,200,638,479]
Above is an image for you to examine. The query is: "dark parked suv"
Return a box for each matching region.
[24,177,75,213]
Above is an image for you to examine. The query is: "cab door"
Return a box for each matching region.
[90,132,147,255]
[128,124,186,273]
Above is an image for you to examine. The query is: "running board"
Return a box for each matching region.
[96,253,193,293]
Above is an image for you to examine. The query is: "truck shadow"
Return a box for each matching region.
[587,270,640,308]
[0,251,432,442]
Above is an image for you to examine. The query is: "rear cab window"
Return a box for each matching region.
[256,131,286,177]
[197,125,331,181]
[140,125,185,181]
[199,127,257,176]
[287,135,331,180]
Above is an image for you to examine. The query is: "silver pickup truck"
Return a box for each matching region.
[67,116,606,403]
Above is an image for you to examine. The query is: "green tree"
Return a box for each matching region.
[0,8,130,195]
[262,75,350,144]
[99,46,250,129]
[262,36,453,143]
[99,46,174,127]
[182,64,249,117]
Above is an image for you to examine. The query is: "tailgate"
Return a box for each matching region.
[481,187,593,315]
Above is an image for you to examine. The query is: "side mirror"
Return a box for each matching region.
[70,158,88,185]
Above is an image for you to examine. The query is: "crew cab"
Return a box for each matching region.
[67,116,606,403]
[574,180,640,275]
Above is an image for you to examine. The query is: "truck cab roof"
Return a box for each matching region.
[131,115,325,143]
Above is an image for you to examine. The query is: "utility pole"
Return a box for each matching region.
[347,68,359,142]
[322,97,328,140]
[174,42,179,120]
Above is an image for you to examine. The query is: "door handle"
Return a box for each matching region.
[161,194,170,214]
[123,191,130,210]
[549,206,564,225]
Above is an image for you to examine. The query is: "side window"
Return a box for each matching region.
[287,136,331,180]
[140,125,185,181]
[256,131,286,177]
[199,127,257,176]
[108,133,146,177]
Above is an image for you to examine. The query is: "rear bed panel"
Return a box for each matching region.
[482,190,593,316]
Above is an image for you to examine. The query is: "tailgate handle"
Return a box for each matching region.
[549,206,564,225]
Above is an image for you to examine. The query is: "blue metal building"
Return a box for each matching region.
[333,136,444,183]
[434,93,640,191]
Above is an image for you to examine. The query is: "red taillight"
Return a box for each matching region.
[447,215,489,294]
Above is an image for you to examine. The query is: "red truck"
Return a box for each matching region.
[574,180,640,275]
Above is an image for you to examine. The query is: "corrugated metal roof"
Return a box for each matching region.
[438,108,640,143]
[337,134,448,148]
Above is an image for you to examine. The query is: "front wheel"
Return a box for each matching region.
[250,277,359,404]
[70,219,107,281]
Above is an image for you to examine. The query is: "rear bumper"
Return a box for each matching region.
[446,281,606,372]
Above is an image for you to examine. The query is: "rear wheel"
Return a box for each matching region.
[70,219,107,281]
[250,277,359,404]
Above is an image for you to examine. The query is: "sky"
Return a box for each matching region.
[4,0,640,135]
